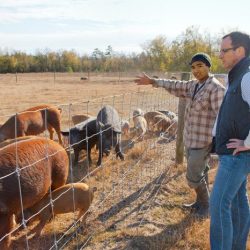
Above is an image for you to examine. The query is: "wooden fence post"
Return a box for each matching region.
[175,72,190,165]
[118,71,121,84]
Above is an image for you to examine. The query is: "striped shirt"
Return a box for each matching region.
[154,75,225,148]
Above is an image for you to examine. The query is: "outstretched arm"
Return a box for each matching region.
[135,72,194,98]
[134,72,155,85]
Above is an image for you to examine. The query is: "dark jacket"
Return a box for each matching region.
[216,57,250,155]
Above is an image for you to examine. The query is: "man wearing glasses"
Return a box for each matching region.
[210,31,250,250]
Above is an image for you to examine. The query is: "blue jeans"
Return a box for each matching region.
[210,153,250,250]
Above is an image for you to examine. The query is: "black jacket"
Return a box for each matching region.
[216,57,250,155]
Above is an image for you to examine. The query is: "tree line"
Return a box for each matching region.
[0,27,227,74]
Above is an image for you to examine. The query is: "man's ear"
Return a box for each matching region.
[237,46,246,58]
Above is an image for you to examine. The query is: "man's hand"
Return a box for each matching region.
[134,72,154,85]
[226,138,250,155]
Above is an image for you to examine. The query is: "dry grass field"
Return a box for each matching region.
[0,72,249,250]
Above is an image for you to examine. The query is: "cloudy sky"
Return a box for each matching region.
[0,0,249,55]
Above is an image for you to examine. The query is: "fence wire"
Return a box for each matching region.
[0,87,179,250]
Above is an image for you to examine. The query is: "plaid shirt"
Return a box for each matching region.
[154,75,225,148]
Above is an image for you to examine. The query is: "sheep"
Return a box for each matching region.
[133,108,143,117]
[132,108,143,125]
[143,111,164,131]
[158,110,177,120]
[168,116,178,137]
[0,104,63,145]
[0,137,69,249]
[71,114,94,126]
[24,183,96,236]
[153,115,172,133]
[121,120,130,136]
[133,116,147,140]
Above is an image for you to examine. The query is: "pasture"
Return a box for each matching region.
[0,72,249,250]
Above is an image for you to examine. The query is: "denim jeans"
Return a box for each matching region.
[210,153,250,250]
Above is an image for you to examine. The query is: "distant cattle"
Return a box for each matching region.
[0,104,63,145]
[80,76,88,80]
[0,137,69,249]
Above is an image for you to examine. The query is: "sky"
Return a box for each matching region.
[0,0,249,55]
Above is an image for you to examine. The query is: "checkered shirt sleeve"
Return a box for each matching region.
[154,76,225,148]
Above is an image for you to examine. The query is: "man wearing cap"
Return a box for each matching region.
[135,52,225,217]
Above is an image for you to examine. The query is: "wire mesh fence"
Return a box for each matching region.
[0,83,180,249]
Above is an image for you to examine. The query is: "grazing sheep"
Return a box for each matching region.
[143,111,164,131]
[168,116,178,137]
[24,183,96,236]
[153,115,172,132]
[0,104,63,145]
[121,120,130,136]
[0,137,69,249]
[158,110,177,120]
[133,116,147,140]
[96,105,124,166]
[133,108,143,117]
[71,114,94,126]
[132,108,143,125]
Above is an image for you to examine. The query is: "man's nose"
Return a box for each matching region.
[219,52,224,59]
[192,68,199,74]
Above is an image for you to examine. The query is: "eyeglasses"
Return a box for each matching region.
[220,47,238,53]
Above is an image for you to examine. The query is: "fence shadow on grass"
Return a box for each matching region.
[125,214,196,250]
[97,171,168,224]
